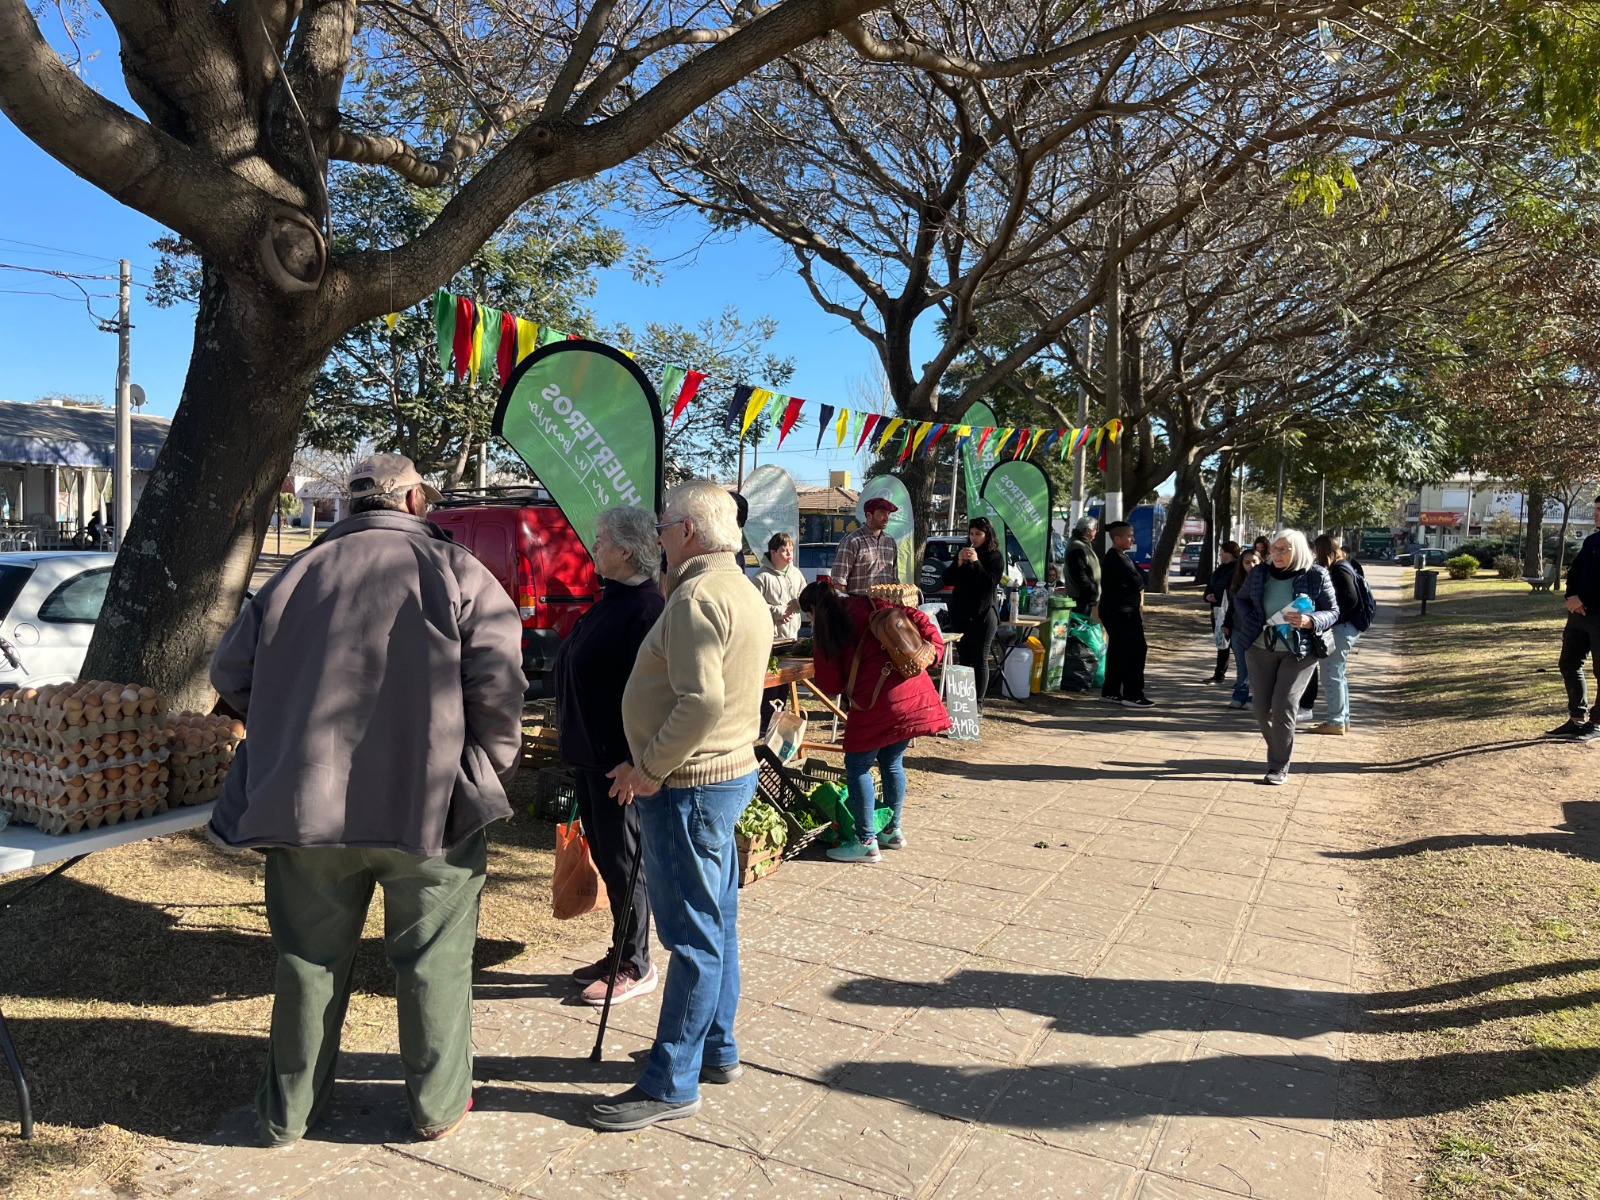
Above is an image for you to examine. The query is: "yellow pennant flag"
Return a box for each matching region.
[911,422,933,455]
[1027,428,1047,457]
[996,427,1014,453]
[741,387,772,436]
[877,417,905,451]
[383,312,399,331]
[515,318,540,362]
[1106,418,1124,443]
[468,316,484,379]
[956,425,972,439]
[834,408,850,448]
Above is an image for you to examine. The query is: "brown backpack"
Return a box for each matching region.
[845,603,938,709]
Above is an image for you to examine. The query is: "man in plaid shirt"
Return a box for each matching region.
[831,497,901,595]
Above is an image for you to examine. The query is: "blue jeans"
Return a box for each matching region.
[1317,623,1360,725]
[634,770,754,1103]
[843,740,910,845]
[1230,631,1252,705]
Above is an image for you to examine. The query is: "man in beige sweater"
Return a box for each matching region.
[594,480,769,1131]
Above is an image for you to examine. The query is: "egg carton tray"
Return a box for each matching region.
[0,744,173,784]
[1,713,167,752]
[1,783,171,832]
[169,746,239,774]
[0,767,169,801]
[171,781,225,807]
[22,795,173,836]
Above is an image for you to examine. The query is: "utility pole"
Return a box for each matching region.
[947,449,959,531]
[1318,474,1326,534]
[113,260,132,550]
[1070,314,1093,528]
[475,443,488,489]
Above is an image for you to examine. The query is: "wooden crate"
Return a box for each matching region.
[521,699,561,767]
[736,831,782,887]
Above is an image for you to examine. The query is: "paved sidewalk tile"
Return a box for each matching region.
[148,573,1407,1200]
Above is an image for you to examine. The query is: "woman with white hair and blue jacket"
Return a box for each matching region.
[1232,529,1338,785]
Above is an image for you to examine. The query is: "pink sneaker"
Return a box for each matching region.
[581,963,658,1007]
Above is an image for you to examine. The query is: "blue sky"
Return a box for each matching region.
[0,24,937,489]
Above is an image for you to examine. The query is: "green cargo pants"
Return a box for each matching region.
[257,831,487,1146]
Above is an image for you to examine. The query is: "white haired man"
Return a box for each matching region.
[593,480,770,1131]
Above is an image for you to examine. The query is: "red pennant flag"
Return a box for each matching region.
[896,427,916,465]
[976,426,994,457]
[496,311,518,383]
[452,296,476,379]
[856,414,882,452]
[925,423,950,456]
[670,370,706,424]
[777,397,805,447]
[1013,428,1030,460]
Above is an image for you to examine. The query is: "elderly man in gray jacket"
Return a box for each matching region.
[209,453,525,1147]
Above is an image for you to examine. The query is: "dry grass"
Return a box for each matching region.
[1354,573,1600,1198]
[0,764,607,1200]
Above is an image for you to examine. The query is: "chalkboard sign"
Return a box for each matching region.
[943,665,981,741]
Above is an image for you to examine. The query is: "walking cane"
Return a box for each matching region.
[590,837,645,1062]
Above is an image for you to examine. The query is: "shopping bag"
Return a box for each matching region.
[763,702,807,763]
[552,807,609,920]
[1066,612,1107,690]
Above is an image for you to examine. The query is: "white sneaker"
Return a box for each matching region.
[826,840,882,863]
[1295,708,1315,723]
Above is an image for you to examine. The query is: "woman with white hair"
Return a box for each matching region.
[552,506,666,1006]
[1230,529,1338,785]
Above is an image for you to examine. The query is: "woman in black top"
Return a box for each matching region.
[552,505,665,1007]
[942,517,1005,701]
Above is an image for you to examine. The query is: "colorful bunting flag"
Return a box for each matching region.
[432,291,456,373]
[815,403,836,449]
[516,317,540,363]
[896,427,916,465]
[477,305,503,384]
[727,387,751,432]
[384,312,399,331]
[660,366,688,420]
[671,370,705,424]
[976,426,994,457]
[1106,417,1124,443]
[1027,428,1047,458]
[911,422,934,457]
[924,423,950,457]
[835,407,850,448]
[856,414,881,452]
[742,387,772,437]
[877,418,905,452]
[777,397,804,448]
[451,295,476,380]
[496,311,518,383]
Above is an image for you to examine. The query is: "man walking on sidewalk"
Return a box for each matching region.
[1548,494,1600,743]
[1100,521,1154,708]
[209,453,526,1147]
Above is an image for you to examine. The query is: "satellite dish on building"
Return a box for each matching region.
[129,384,147,409]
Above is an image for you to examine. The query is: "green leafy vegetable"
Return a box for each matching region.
[736,796,788,848]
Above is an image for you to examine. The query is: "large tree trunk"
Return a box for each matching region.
[82,267,331,709]
[1147,458,1197,594]
[1522,478,1546,578]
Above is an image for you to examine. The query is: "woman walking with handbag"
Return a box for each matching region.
[1309,534,1364,735]
[552,506,664,1006]
[1231,530,1339,785]
[941,517,1005,702]
[798,582,950,863]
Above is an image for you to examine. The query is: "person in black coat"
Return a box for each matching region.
[1203,540,1241,683]
[1550,495,1600,742]
[942,517,1005,701]
[552,505,666,1006]
[1100,521,1152,707]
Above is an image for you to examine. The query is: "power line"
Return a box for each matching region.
[0,237,123,265]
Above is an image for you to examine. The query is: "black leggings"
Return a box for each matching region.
[953,608,999,700]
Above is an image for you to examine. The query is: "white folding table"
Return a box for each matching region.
[0,804,216,1140]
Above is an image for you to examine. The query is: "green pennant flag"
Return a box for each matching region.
[432,290,456,373]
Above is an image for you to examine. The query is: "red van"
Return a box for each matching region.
[427,489,599,679]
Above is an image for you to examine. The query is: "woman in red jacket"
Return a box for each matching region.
[799,582,951,863]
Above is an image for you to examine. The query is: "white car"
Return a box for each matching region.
[0,552,118,688]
